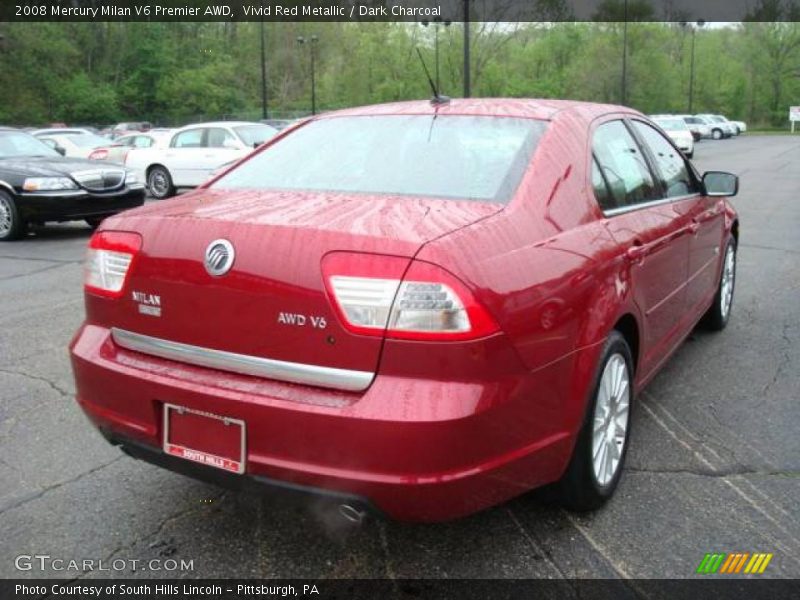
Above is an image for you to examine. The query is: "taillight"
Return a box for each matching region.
[89,149,108,160]
[85,231,142,298]
[322,253,499,341]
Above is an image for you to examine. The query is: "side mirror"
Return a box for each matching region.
[702,171,738,197]
[55,146,66,156]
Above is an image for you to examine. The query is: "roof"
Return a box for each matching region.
[176,121,265,129]
[320,98,633,121]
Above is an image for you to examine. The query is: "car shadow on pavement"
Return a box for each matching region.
[25,223,95,241]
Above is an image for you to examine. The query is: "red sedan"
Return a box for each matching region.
[69,99,739,522]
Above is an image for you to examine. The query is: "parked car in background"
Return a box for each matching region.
[125,121,278,199]
[69,99,740,521]
[678,115,711,140]
[652,116,695,158]
[88,130,172,164]
[260,119,297,131]
[0,127,145,240]
[110,122,152,139]
[32,127,95,137]
[696,115,735,139]
[36,132,113,159]
[729,120,747,134]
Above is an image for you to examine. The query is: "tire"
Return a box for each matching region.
[712,129,723,140]
[85,217,104,230]
[686,151,694,159]
[558,331,634,511]
[0,190,26,241]
[702,237,737,331]
[147,165,175,199]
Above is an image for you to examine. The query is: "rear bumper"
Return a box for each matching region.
[70,324,580,522]
[17,188,145,222]
[104,430,382,518]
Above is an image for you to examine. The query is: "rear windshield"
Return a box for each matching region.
[212,115,547,203]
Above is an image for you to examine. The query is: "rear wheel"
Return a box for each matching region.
[0,190,26,241]
[147,166,175,199]
[558,331,633,511]
[702,237,736,331]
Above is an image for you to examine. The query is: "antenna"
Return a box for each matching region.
[415,47,450,105]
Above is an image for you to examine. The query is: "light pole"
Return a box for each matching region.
[296,34,319,115]
[421,17,451,92]
[621,0,628,105]
[260,19,268,120]
[463,0,470,98]
[683,20,705,114]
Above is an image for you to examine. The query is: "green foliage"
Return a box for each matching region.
[0,21,799,128]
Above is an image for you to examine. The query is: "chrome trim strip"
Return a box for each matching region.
[111,328,374,393]
[20,190,86,198]
[603,193,701,217]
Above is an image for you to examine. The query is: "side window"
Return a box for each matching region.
[632,121,697,198]
[591,157,616,211]
[592,120,658,210]
[133,136,153,148]
[206,128,236,148]
[171,129,203,148]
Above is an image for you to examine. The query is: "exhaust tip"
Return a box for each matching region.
[338,503,366,525]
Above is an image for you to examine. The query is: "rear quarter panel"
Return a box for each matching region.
[417,107,641,434]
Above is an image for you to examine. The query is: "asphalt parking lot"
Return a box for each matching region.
[1,135,798,580]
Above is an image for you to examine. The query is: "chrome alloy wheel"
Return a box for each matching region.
[0,195,13,237]
[148,169,169,198]
[720,243,736,320]
[591,353,630,486]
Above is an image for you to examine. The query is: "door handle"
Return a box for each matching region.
[625,241,646,263]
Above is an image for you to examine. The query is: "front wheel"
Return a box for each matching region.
[712,129,723,140]
[147,166,175,199]
[0,190,26,241]
[702,237,737,331]
[558,331,634,511]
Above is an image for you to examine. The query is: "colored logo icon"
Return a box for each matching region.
[697,552,773,574]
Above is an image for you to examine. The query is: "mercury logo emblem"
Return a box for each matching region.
[204,239,235,276]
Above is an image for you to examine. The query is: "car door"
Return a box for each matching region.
[164,128,207,186]
[592,118,693,379]
[199,128,244,183]
[628,120,721,323]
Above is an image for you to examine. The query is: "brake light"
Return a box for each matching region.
[322,253,499,341]
[85,231,142,298]
[88,149,108,160]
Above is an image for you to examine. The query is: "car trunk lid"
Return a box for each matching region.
[92,188,500,388]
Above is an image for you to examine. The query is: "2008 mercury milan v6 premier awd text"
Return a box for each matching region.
[69,99,740,522]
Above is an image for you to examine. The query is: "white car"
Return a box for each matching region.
[696,114,736,139]
[36,133,114,158]
[677,115,711,139]
[87,130,173,164]
[730,120,747,134]
[653,117,695,158]
[32,127,95,137]
[125,121,279,199]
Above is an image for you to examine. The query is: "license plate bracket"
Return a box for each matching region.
[163,404,246,474]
